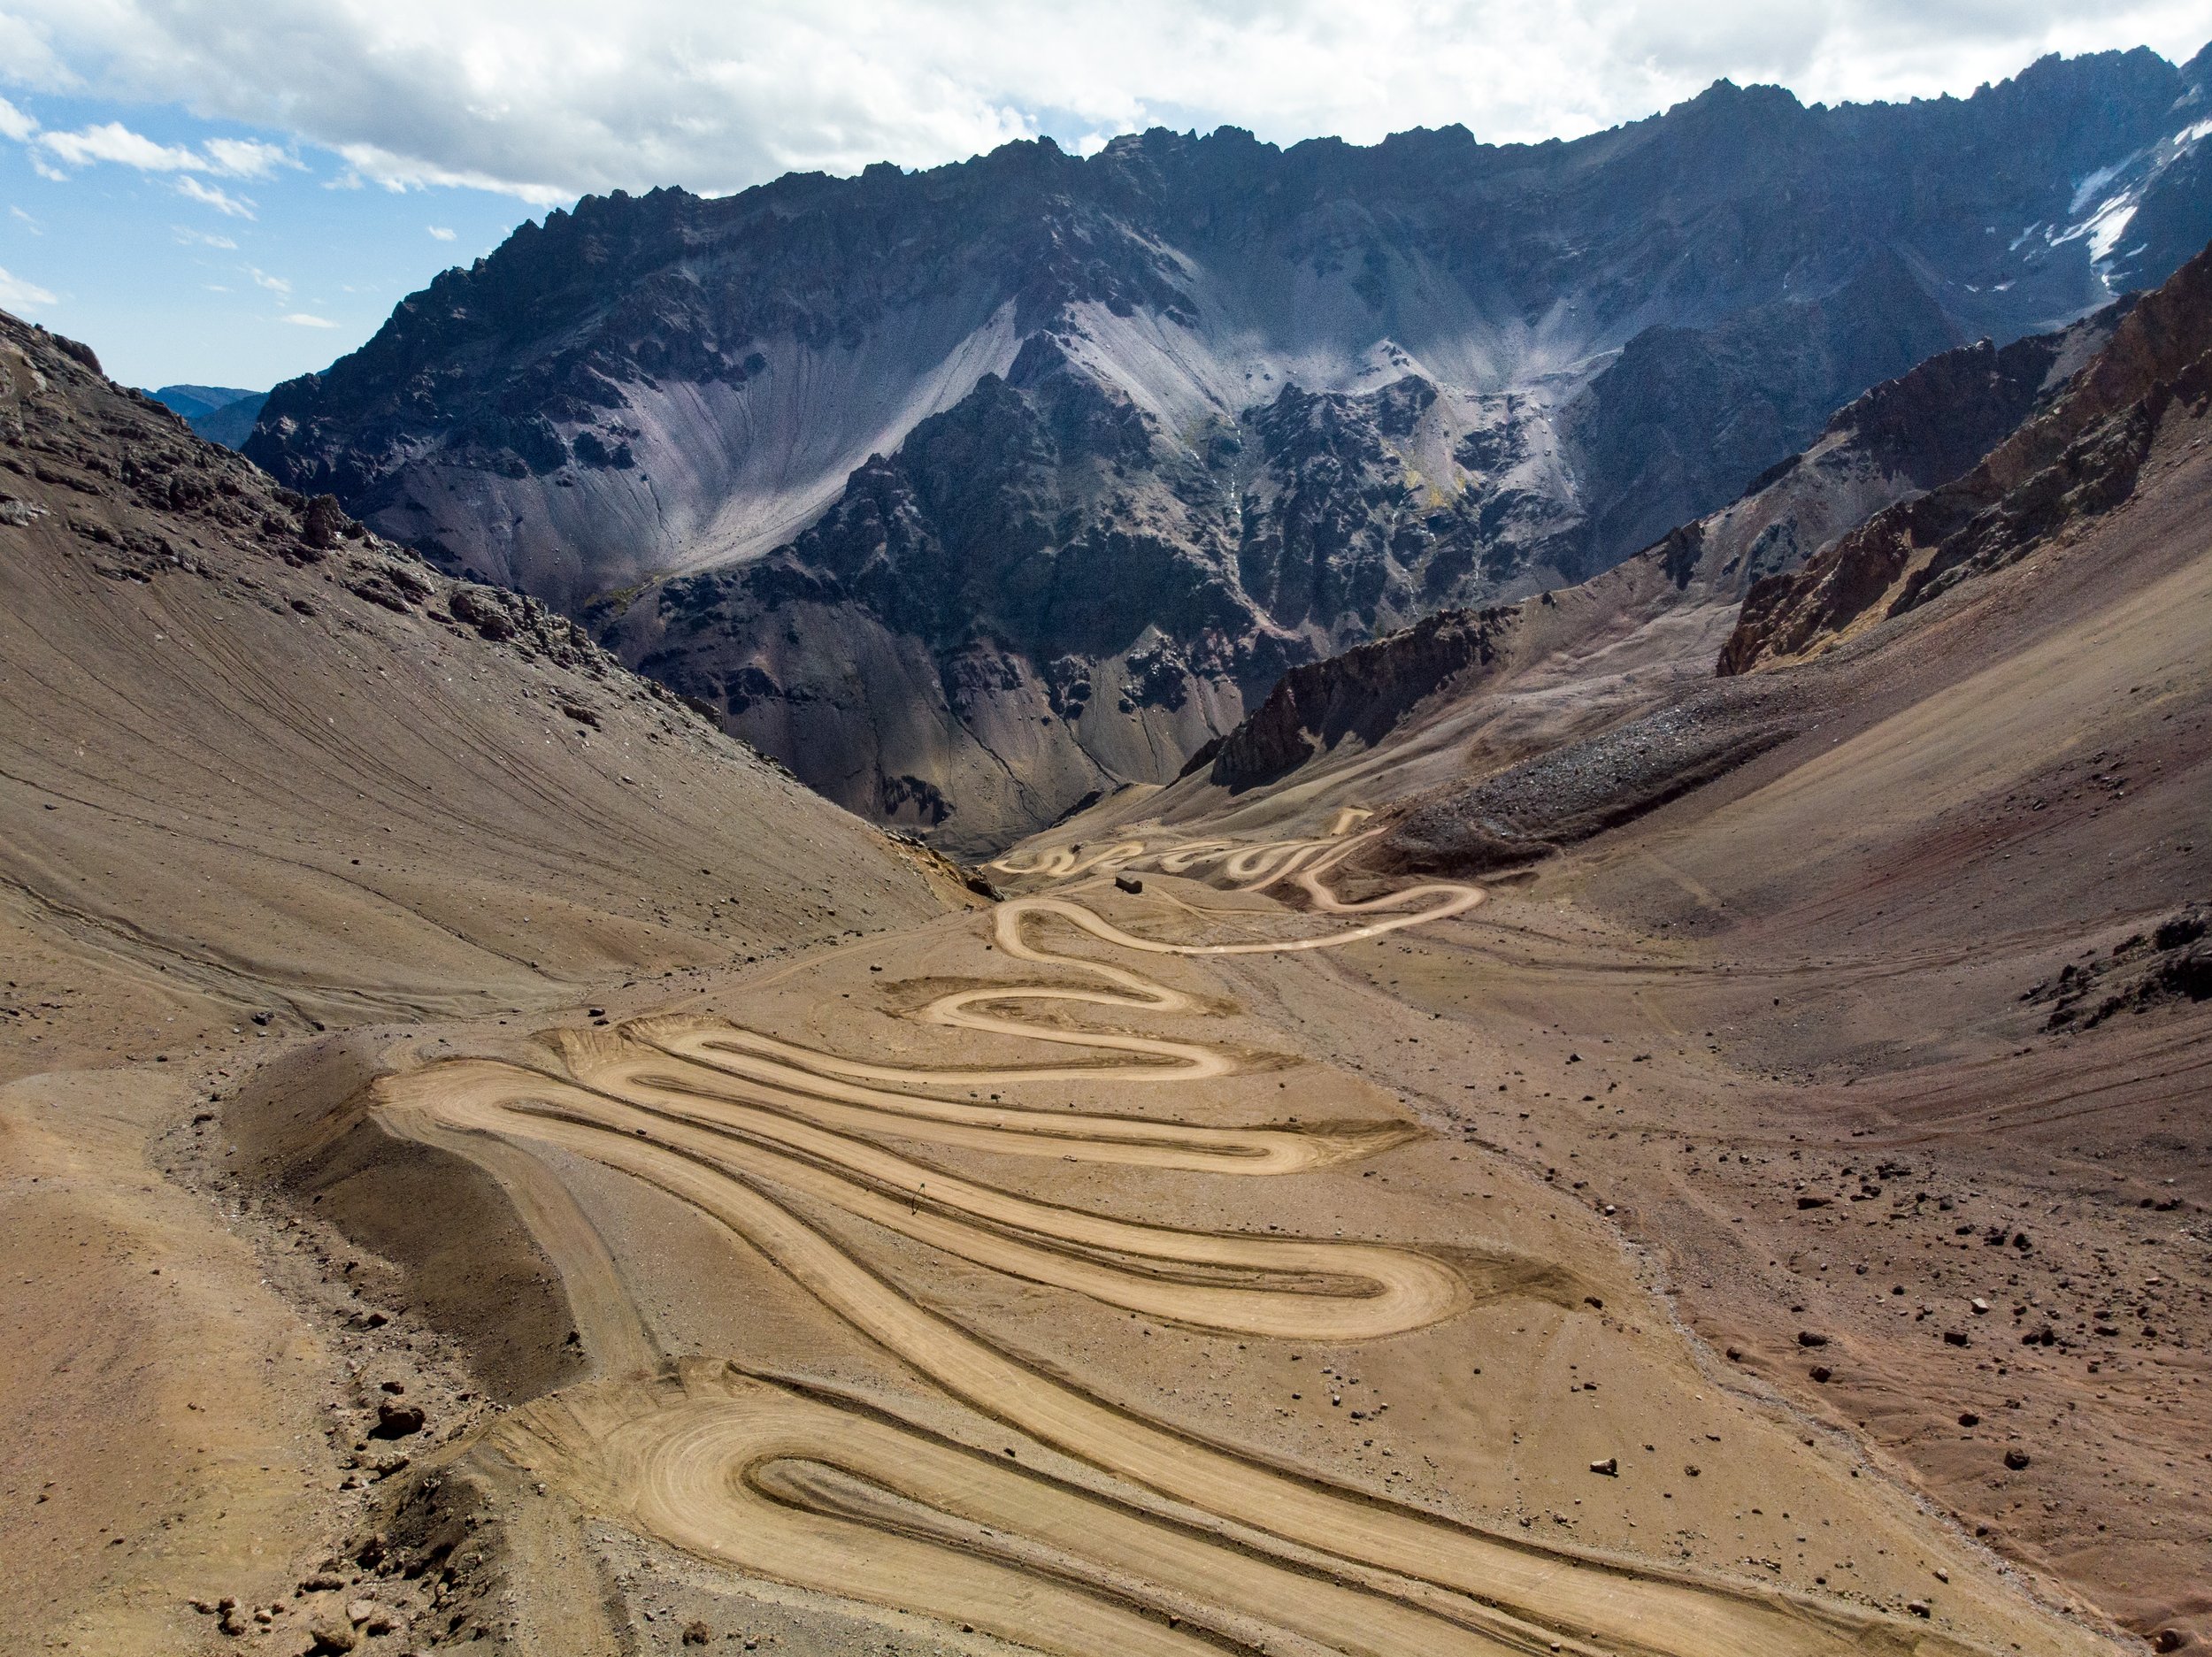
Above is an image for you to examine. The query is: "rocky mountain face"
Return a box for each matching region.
[248,42,2212,850]
[1195,292,2131,797]
[1720,239,2212,672]
[1202,605,1524,791]
[1178,237,2212,880]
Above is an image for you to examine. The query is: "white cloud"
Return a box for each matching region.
[426,224,455,240]
[280,311,337,326]
[175,175,255,217]
[11,205,41,233]
[246,265,291,295]
[332,141,572,205]
[172,224,237,248]
[0,265,58,310]
[0,2,2205,203]
[27,120,296,185]
[202,136,296,178]
[0,12,73,90]
[39,119,204,172]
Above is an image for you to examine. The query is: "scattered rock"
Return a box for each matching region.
[2003,1449,2032,1470]
[1589,1456,1618,1477]
[373,1401,426,1438]
[683,1622,713,1646]
[2025,901,2212,1029]
[1114,874,1143,894]
[307,1614,359,1653]
[1796,1331,1830,1347]
[1809,1365,1833,1383]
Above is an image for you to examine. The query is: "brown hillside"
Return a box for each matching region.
[0,313,956,1654]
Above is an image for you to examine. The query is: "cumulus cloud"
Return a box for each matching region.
[0,95,36,143]
[0,12,72,90]
[0,1,2204,203]
[0,265,58,309]
[426,224,456,240]
[280,311,337,326]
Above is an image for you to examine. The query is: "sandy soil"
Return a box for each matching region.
[1003,384,2212,1648]
[194,828,2116,1656]
[0,314,964,1653]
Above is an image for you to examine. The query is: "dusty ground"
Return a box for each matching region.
[104,832,2120,1657]
[4,316,2206,1655]
[0,315,964,1654]
[1022,388,2212,1646]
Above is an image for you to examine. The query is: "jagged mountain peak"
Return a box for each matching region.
[247,42,2210,851]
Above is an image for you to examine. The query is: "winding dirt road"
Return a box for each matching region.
[372,830,2094,1656]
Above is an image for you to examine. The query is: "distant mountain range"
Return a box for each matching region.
[148,382,267,449]
[245,41,2212,851]
[1103,234,2212,894]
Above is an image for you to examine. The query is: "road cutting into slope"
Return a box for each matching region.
[375,832,2080,1657]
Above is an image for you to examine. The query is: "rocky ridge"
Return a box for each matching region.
[1720,237,2212,671]
[1349,236,2212,877]
[1187,293,2131,805]
[245,44,2212,848]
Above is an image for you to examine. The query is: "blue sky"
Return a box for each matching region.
[0,95,529,391]
[2,0,2206,394]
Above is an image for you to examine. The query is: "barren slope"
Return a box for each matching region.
[214,832,2120,1657]
[1,307,2188,1657]
[1057,289,2129,853]
[1010,263,2212,1648]
[0,313,958,1653]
